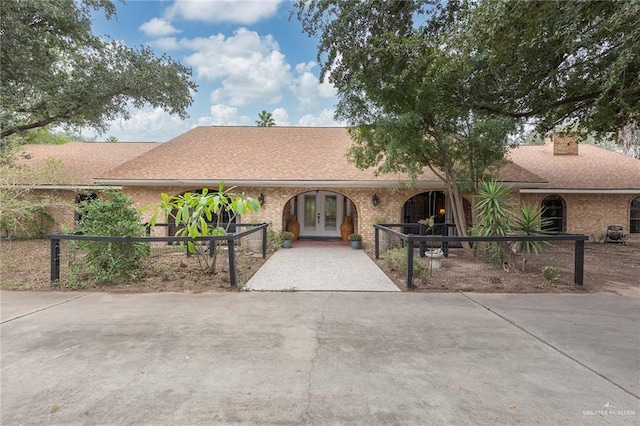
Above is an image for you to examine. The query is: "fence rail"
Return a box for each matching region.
[374,224,588,288]
[48,223,268,287]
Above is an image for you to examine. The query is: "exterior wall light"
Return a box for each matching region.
[372,193,379,207]
[258,193,265,206]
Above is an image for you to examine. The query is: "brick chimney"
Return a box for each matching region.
[545,132,579,155]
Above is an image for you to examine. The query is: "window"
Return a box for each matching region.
[541,195,566,233]
[631,196,640,234]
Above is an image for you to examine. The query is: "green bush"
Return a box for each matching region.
[75,191,149,283]
[385,247,425,283]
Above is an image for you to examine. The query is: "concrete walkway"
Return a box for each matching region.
[246,245,399,291]
[1,292,638,424]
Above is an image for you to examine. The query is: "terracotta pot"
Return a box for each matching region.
[340,216,353,241]
[286,215,300,240]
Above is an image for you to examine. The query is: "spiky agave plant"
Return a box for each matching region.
[511,203,553,271]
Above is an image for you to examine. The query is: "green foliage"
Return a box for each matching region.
[0,158,72,237]
[255,110,275,127]
[76,191,149,283]
[511,203,553,271]
[472,180,551,271]
[0,0,197,145]
[295,1,515,240]
[385,247,426,284]
[542,266,561,285]
[295,1,640,233]
[280,231,294,241]
[347,233,362,241]
[148,183,261,274]
[471,180,513,266]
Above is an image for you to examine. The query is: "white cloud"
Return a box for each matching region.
[297,108,343,127]
[155,37,180,51]
[175,28,291,106]
[271,108,289,126]
[84,107,191,142]
[139,18,181,37]
[165,0,283,24]
[198,104,251,126]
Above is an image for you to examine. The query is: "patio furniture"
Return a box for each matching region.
[604,225,627,245]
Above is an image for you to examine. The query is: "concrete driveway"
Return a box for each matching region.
[1,291,638,424]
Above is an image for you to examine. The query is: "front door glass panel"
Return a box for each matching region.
[304,195,317,230]
[324,195,337,231]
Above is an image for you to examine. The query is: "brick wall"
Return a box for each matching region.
[122,185,445,247]
[547,133,579,155]
[519,192,639,240]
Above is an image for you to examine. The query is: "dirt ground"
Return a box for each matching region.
[1,239,638,295]
[373,241,640,296]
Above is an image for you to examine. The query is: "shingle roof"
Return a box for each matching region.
[508,143,640,190]
[97,126,545,187]
[18,142,160,186]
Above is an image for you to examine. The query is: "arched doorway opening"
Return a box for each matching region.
[403,191,447,232]
[283,190,357,239]
[541,195,566,232]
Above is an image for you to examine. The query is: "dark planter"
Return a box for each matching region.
[282,240,292,249]
[350,241,361,249]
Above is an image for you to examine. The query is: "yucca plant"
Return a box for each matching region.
[471,180,513,267]
[511,203,553,271]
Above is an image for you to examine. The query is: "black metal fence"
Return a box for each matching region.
[374,224,588,288]
[48,223,268,288]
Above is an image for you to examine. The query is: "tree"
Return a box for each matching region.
[255,110,275,127]
[148,184,261,274]
[0,158,72,238]
[295,0,640,237]
[456,0,640,137]
[0,0,197,146]
[296,1,514,238]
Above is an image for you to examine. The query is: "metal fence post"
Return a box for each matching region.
[419,223,426,257]
[262,224,267,259]
[227,238,237,287]
[407,239,414,288]
[50,238,60,285]
[375,226,380,259]
[574,239,584,285]
[442,223,449,257]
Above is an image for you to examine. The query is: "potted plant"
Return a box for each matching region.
[347,233,362,249]
[280,231,294,248]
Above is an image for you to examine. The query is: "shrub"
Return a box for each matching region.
[75,190,149,283]
[347,233,362,241]
[385,247,425,284]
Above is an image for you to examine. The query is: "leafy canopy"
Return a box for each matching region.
[0,0,197,144]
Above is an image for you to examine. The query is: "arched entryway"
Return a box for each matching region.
[283,190,357,238]
[403,191,447,226]
[541,195,566,232]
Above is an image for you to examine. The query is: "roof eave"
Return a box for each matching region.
[520,188,640,194]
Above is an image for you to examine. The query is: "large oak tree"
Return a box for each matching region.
[295,0,640,237]
[0,0,197,146]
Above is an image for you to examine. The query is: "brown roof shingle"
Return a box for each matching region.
[18,142,160,185]
[97,126,545,187]
[508,143,640,190]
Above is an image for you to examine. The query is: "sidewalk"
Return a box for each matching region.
[245,245,399,291]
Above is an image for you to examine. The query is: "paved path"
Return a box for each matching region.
[246,246,399,291]
[1,291,638,424]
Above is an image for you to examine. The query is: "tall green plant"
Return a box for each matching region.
[76,190,149,283]
[471,180,513,266]
[511,203,552,272]
[148,183,261,274]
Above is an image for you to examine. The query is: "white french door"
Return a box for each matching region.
[297,191,345,237]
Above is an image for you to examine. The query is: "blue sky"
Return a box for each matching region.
[86,0,341,142]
